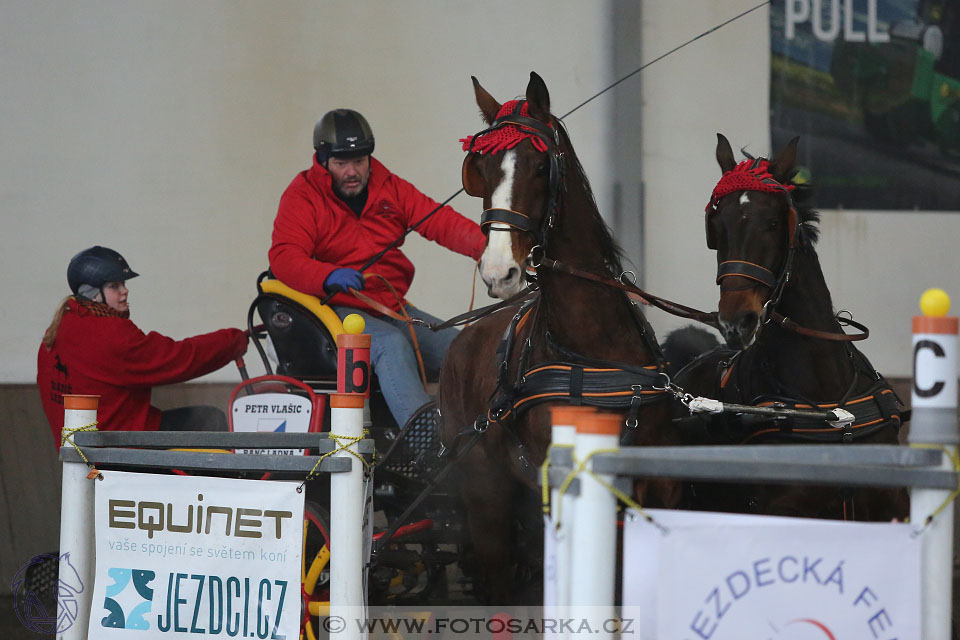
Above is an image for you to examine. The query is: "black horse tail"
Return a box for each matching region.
[661,325,721,377]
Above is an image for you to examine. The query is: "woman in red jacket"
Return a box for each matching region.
[37,246,248,447]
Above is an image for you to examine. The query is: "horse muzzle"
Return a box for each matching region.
[717,288,766,350]
[479,237,526,299]
[718,310,761,350]
[480,261,523,299]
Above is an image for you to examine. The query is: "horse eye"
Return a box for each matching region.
[537,162,549,177]
[767,218,780,231]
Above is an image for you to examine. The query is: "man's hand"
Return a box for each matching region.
[323,268,365,294]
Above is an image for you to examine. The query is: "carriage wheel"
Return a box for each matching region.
[302,500,331,640]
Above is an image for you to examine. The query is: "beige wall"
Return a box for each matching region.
[2,0,614,384]
[1,0,616,596]
[4,0,959,601]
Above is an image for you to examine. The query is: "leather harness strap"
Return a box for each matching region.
[536,256,720,328]
[767,312,870,342]
[346,286,537,331]
[481,208,537,234]
[677,345,904,445]
[716,260,777,289]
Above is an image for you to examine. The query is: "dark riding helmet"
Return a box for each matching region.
[313,109,375,163]
[67,246,139,298]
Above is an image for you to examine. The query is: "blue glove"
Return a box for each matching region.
[323,268,365,294]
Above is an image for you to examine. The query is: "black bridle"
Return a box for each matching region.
[467,100,565,253]
[706,163,868,342]
[707,158,800,326]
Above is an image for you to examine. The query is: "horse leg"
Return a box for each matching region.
[461,478,517,604]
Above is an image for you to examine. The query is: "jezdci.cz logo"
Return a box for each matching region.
[102,494,294,636]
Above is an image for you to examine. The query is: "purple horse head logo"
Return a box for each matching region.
[11,551,85,634]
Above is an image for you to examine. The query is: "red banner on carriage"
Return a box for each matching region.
[770,0,960,210]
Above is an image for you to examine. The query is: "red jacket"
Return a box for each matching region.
[37,299,247,446]
[269,156,485,313]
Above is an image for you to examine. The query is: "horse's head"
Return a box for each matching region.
[706,133,807,349]
[461,72,561,298]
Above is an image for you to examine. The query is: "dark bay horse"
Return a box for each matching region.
[437,72,680,603]
[670,133,908,521]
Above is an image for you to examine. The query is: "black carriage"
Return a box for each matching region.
[235,270,478,609]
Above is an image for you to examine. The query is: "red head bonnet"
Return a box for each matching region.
[706,158,795,213]
[460,100,550,155]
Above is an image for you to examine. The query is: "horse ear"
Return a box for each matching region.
[472,76,501,125]
[525,71,551,122]
[770,136,799,182]
[716,133,736,174]
[462,153,485,197]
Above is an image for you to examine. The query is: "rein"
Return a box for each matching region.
[766,310,869,342]
[534,254,720,329]
[345,286,538,330]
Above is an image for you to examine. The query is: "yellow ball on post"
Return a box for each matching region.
[342,313,366,335]
[920,288,951,317]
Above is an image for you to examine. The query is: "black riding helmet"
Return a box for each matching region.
[313,109,375,164]
[67,246,139,299]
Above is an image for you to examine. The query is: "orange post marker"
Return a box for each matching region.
[337,314,371,397]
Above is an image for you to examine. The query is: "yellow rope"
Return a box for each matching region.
[301,430,372,487]
[60,421,102,480]
[540,443,572,515]
[543,446,666,534]
[909,443,960,532]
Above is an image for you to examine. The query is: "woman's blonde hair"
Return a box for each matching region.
[42,297,72,349]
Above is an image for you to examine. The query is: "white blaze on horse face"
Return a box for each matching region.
[479,150,524,298]
[739,192,751,206]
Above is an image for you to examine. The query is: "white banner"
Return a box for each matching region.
[89,470,304,639]
[623,509,921,639]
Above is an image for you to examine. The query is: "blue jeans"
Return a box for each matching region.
[333,305,459,427]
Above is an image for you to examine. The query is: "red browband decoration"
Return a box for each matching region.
[706,159,795,213]
[460,100,550,155]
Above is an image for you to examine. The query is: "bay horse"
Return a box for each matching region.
[669,133,909,521]
[437,72,680,603]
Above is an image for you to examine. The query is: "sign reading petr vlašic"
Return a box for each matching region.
[91,470,304,639]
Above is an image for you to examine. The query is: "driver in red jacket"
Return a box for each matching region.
[38,246,248,447]
[269,109,485,427]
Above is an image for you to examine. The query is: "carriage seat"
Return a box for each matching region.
[251,275,345,379]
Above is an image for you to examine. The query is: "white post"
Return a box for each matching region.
[546,406,596,636]
[910,290,958,640]
[329,392,366,640]
[58,395,99,640]
[569,412,620,640]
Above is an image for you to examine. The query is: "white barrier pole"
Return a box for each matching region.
[58,395,99,640]
[329,392,366,640]
[910,288,958,640]
[546,406,596,639]
[570,412,620,640]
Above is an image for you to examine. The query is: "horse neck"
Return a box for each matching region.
[753,248,857,398]
[535,165,652,364]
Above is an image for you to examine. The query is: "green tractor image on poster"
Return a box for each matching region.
[831,2,960,155]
